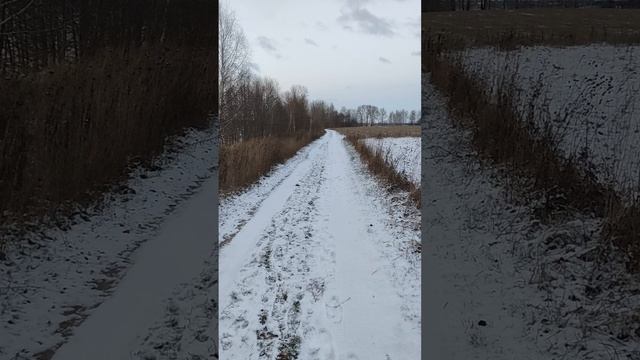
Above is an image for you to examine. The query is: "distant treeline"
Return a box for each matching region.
[220,73,350,143]
[0,0,215,218]
[424,0,640,10]
[221,72,419,144]
[346,105,420,127]
[219,4,417,145]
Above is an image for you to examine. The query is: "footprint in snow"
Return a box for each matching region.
[325,296,344,324]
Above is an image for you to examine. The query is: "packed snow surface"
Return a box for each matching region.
[461,45,640,199]
[219,130,421,359]
[363,137,421,185]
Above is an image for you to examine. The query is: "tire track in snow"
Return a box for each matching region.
[220,138,329,359]
[219,140,320,248]
[51,177,217,360]
[306,130,420,360]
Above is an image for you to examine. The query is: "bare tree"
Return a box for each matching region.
[409,110,417,124]
[283,85,309,134]
[219,2,250,135]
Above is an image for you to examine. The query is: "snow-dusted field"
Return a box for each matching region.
[424,73,640,359]
[363,137,421,185]
[219,130,421,359]
[0,127,217,359]
[460,45,640,199]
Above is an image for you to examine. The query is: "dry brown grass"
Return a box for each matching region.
[425,46,640,270]
[424,8,640,49]
[345,134,420,208]
[334,125,420,138]
[0,44,215,222]
[427,53,615,218]
[219,134,319,195]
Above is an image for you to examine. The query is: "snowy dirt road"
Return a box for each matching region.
[219,130,421,360]
[0,127,218,360]
[51,178,216,360]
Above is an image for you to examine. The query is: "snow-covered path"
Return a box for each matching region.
[0,127,218,360]
[51,178,216,360]
[219,130,421,359]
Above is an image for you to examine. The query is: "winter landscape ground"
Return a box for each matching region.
[460,45,640,199]
[219,129,421,359]
[0,126,218,359]
[424,75,640,359]
[0,122,421,360]
[424,8,640,360]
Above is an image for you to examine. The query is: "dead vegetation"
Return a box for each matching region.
[424,8,640,50]
[219,134,320,195]
[0,1,216,227]
[345,133,421,208]
[427,52,614,216]
[334,125,420,138]
[424,39,640,270]
[0,45,215,223]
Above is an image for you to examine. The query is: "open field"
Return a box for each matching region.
[363,137,421,186]
[334,125,420,138]
[452,43,640,271]
[424,8,640,48]
[425,8,640,268]
[460,45,640,200]
[335,126,421,207]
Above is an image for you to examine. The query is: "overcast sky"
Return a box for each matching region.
[229,0,420,112]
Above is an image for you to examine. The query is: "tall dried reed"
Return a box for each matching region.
[0,44,216,222]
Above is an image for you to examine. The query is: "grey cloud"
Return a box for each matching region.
[256,36,282,58]
[305,38,319,46]
[379,57,391,64]
[411,51,420,56]
[337,3,395,37]
[315,21,328,31]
